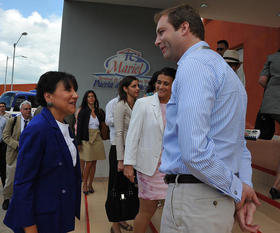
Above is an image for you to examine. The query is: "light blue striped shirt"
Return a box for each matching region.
[159,41,252,202]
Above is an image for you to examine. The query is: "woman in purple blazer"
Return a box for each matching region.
[4,71,81,233]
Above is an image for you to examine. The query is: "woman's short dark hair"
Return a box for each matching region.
[158,67,176,81]
[146,71,161,94]
[118,76,138,103]
[81,90,100,110]
[154,4,204,40]
[36,71,78,107]
[146,67,176,93]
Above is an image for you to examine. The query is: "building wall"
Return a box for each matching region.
[0,84,36,95]
[204,20,280,129]
[59,1,176,177]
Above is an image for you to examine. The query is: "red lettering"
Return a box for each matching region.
[118,62,123,73]
[138,64,143,74]
[106,61,118,73]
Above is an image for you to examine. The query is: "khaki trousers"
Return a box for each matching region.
[160,182,235,233]
[3,159,16,200]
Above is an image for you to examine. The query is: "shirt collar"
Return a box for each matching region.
[21,114,29,122]
[177,41,210,66]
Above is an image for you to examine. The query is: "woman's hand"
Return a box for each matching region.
[118,160,124,172]
[78,145,82,152]
[124,165,135,183]
[24,225,38,233]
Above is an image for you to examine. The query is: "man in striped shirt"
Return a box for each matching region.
[154,4,260,233]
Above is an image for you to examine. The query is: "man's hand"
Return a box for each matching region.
[235,202,260,232]
[236,183,261,210]
[118,160,124,172]
[124,165,135,183]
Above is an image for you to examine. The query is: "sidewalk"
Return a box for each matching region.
[0,185,12,233]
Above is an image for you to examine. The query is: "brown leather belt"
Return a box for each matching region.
[164,174,202,184]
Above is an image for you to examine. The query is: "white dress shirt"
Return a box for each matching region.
[56,120,77,166]
[88,115,99,129]
[105,97,119,145]
[20,115,30,133]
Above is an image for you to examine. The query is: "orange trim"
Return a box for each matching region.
[149,222,158,233]
[84,194,91,233]
[256,191,280,209]
[252,164,277,176]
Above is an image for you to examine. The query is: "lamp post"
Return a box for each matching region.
[10,32,28,91]
[4,55,27,93]
[4,56,8,93]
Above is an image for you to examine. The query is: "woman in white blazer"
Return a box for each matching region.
[124,67,176,233]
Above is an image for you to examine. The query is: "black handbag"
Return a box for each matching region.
[255,71,275,140]
[254,112,275,140]
[105,172,139,222]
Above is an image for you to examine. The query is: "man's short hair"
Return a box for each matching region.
[217,40,229,49]
[154,4,205,40]
[20,100,32,110]
[0,102,6,107]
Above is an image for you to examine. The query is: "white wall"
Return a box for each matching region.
[59,1,175,177]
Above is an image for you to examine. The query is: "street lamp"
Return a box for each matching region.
[4,55,27,92]
[10,32,28,91]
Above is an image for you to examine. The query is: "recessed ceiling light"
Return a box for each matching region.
[200,3,208,8]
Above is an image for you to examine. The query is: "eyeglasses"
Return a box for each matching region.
[23,108,31,111]
[216,48,224,51]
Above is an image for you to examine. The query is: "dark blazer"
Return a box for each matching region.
[260,51,280,114]
[4,107,81,233]
[76,106,105,145]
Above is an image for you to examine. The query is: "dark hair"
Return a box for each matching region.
[80,90,100,110]
[118,76,138,103]
[0,102,6,107]
[36,71,78,107]
[158,67,176,81]
[217,40,229,49]
[146,67,176,93]
[154,4,204,40]
[146,71,161,93]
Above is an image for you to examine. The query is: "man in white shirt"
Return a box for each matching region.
[105,96,119,146]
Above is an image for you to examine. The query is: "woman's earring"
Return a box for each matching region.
[47,102,53,107]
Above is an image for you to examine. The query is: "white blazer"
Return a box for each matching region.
[124,93,164,176]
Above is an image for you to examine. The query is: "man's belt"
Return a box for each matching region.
[164,172,239,184]
[164,174,202,184]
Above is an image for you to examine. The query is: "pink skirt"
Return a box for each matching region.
[137,165,168,200]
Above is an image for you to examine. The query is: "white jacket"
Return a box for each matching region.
[124,93,164,176]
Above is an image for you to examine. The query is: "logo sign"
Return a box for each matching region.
[91,48,151,90]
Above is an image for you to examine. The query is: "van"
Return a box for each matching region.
[0,90,39,116]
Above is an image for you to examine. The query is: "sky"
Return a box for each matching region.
[0,0,64,85]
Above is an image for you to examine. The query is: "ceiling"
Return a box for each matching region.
[71,0,280,28]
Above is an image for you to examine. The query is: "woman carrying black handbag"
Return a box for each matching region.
[105,76,140,233]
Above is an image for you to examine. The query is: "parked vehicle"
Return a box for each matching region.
[0,90,38,116]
